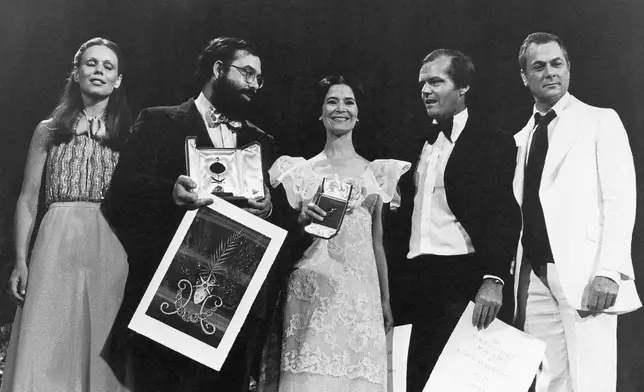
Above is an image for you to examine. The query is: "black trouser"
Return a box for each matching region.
[392,253,484,392]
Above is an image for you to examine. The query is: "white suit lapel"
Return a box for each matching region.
[541,96,583,188]
[513,122,533,206]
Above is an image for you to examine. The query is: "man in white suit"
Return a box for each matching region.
[513,32,641,392]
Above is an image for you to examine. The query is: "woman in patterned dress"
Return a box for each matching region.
[260,76,410,392]
[2,37,131,392]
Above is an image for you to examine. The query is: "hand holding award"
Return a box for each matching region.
[172,175,215,210]
[300,177,352,239]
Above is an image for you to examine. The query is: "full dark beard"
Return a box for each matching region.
[209,77,255,121]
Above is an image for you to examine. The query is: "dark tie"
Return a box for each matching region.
[425,117,454,144]
[522,110,557,272]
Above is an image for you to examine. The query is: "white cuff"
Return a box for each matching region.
[595,269,621,284]
[483,275,505,286]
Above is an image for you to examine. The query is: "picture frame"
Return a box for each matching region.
[128,196,286,371]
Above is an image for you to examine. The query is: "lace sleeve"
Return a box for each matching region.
[268,156,310,209]
[367,159,411,207]
[269,156,303,186]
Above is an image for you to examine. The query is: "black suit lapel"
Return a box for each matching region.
[236,124,251,148]
[442,114,485,221]
[193,114,214,148]
[444,114,482,180]
[195,123,214,148]
[236,121,262,149]
[171,98,213,148]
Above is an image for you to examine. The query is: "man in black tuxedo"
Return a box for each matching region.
[102,37,276,392]
[390,49,521,392]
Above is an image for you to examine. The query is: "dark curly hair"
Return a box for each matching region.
[195,37,260,87]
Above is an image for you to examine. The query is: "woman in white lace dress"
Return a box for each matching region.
[260,76,410,392]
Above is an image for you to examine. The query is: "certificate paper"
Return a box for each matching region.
[129,197,286,371]
[387,324,412,392]
[423,302,546,392]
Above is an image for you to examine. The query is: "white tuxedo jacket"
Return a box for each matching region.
[512,94,641,314]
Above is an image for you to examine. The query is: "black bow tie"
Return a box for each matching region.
[426,117,454,144]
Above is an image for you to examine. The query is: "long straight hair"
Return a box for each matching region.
[49,37,131,149]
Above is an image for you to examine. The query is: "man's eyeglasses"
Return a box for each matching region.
[230,65,264,88]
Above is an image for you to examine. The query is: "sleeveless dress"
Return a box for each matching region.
[1,134,129,392]
[260,154,410,392]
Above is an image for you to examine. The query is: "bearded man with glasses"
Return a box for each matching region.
[102,36,277,392]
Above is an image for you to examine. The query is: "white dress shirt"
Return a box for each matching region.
[194,92,237,148]
[526,91,570,157]
[408,108,475,259]
[525,92,620,284]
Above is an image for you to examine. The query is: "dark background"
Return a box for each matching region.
[1,0,642,389]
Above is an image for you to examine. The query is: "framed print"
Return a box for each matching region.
[128,196,286,371]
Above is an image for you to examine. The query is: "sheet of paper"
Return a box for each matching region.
[423,302,546,392]
[387,324,412,392]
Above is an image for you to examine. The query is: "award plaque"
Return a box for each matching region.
[129,196,287,371]
[304,178,353,239]
[185,137,265,202]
